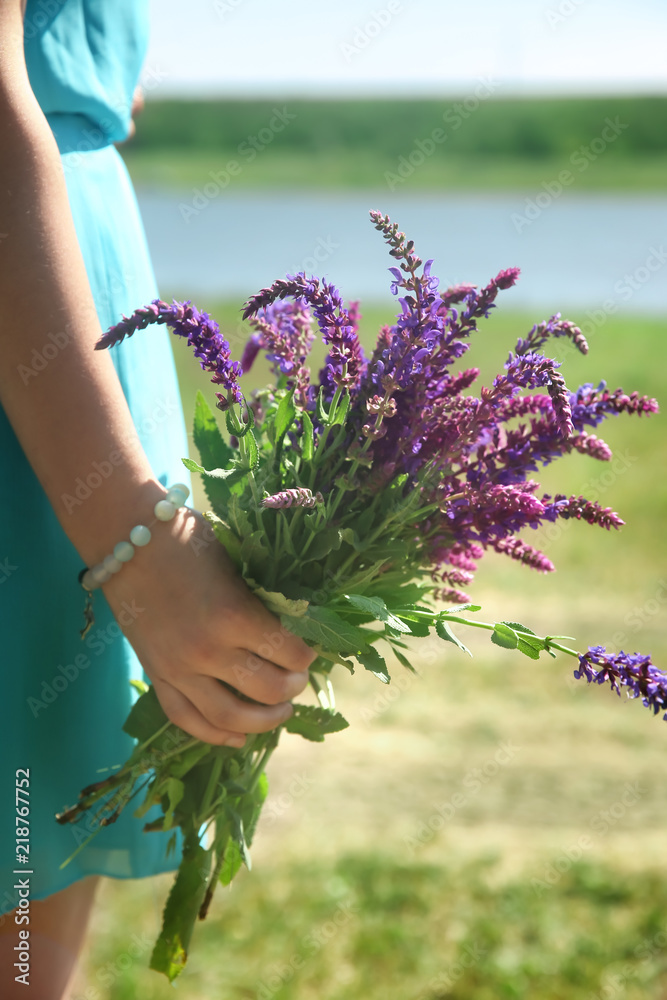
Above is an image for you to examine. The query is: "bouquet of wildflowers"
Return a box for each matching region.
[57,211,662,980]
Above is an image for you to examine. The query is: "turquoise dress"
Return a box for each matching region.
[0,0,188,911]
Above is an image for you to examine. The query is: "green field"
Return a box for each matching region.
[72,309,667,999]
[120,96,667,191]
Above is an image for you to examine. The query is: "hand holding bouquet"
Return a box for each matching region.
[57,211,661,980]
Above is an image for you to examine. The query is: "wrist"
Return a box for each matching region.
[77,480,191,586]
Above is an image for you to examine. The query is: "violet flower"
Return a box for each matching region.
[242,274,364,395]
[97,299,243,409]
[575,646,667,719]
[541,494,625,530]
[241,299,314,406]
[570,381,659,430]
[514,314,588,357]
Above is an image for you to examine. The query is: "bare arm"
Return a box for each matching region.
[0,1,313,744]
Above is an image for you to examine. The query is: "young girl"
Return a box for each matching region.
[0,3,314,997]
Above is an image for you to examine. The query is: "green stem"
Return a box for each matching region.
[248,732,280,793]
[198,754,225,827]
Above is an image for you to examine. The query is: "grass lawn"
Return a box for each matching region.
[121,148,667,193]
[71,308,667,999]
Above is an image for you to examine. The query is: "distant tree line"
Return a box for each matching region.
[128,96,666,159]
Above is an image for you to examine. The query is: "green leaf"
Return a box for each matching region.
[356,646,390,683]
[316,386,328,425]
[240,531,271,577]
[166,742,213,779]
[203,512,242,569]
[241,771,269,847]
[502,621,537,636]
[274,391,296,449]
[391,647,417,672]
[491,623,519,649]
[281,606,370,656]
[330,390,351,426]
[444,603,482,615]
[252,586,309,618]
[516,637,543,660]
[240,429,259,471]
[122,686,168,742]
[302,527,342,562]
[129,678,148,697]
[394,616,429,637]
[218,837,243,887]
[193,390,234,471]
[344,593,388,618]
[150,844,211,981]
[346,560,393,594]
[340,527,365,552]
[181,457,245,503]
[343,593,412,633]
[228,808,252,870]
[436,620,472,656]
[300,409,314,462]
[227,494,254,539]
[163,778,185,830]
[284,703,350,742]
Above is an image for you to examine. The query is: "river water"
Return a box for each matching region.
[136,188,667,316]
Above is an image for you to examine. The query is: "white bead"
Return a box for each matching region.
[91,564,112,585]
[114,540,135,563]
[81,569,97,591]
[154,499,177,521]
[130,524,152,547]
[165,487,188,507]
[169,482,190,501]
[102,554,123,574]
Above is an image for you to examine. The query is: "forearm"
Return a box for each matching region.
[0,17,164,566]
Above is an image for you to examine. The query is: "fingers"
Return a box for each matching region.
[152,680,247,748]
[182,675,296,735]
[232,597,318,675]
[218,650,310,705]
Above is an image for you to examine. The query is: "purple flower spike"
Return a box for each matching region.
[240,333,263,374]
[243,274,364,394]
[575,646,667,719]
[98,299,243,407]
[570,382,659,431]
[515,314,588,357]
[542,494,624,530]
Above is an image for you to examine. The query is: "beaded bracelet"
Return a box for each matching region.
[78,482,190,639]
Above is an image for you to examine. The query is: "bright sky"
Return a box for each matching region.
[144,0,667,97]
